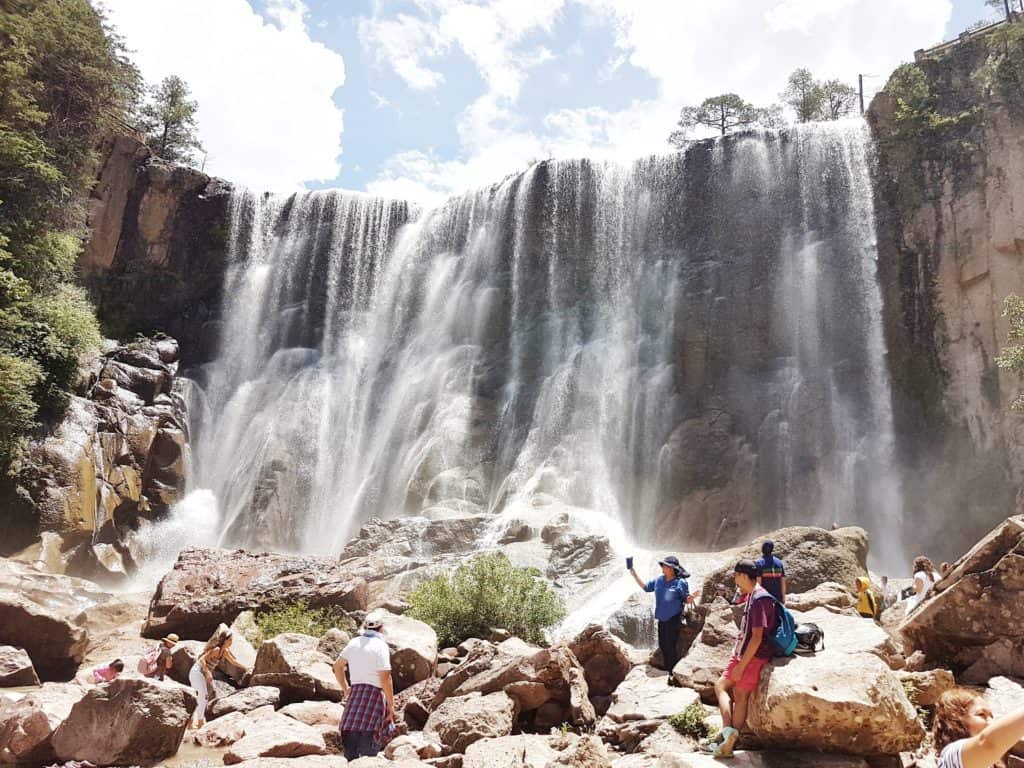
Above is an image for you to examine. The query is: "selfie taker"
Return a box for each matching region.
[628,554,699,684]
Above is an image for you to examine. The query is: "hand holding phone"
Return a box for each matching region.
[626,556,634,571]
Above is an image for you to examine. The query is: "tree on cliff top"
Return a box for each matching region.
[140,75,204,166]
[668,94,784,147]
[782,68,824,123]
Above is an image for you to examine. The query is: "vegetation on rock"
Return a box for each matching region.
[669,701,711,738]
[0,0,140,470]
[997,295,1024,410]
[407,552,566,647]
[253,600,356,644]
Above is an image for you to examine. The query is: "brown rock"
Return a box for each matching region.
[317,627,352,659]
[701,525,869,598]
[379,610,438,692]
[0,683,84,765]
[901,516,1024,672]
[192,708,257,748]
[746,652,924,755]
[547,734,613,767]
[898,669,956,707]
[279,700,344,727]
[424,691,517,753]
[144,547,368,638]
[671,603,737,701]
[461,734,556,767]
[0,646,40,687]
[0,560,107,679]
[222,711,328,764]
[51,677,195,765]
[210,686,280,719]
[784,581,858,613]
[250,633,341,702]
[791,607,903,668]
[567,624,632,697]
[604,666,700,724]
[433,645,595,727]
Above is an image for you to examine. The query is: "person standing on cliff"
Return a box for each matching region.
[334,612,396,759]
[754,540,786,604]
[629,555,697,685]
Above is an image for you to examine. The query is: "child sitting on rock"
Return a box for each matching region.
[91,658,124,683]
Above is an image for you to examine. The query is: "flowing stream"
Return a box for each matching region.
[170,120,903,570]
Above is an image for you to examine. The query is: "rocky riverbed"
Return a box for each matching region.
[2,515,1023,767]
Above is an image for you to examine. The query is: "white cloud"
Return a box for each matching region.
[98,0,345,191]
[362,0,952,206]
[358,13,448,90]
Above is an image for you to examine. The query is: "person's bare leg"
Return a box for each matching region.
[715,676,735,727]
[732,687,751,731]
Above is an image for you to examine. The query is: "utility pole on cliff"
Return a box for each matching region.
[859,74,865,114]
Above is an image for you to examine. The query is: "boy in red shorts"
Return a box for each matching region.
[704,559,777,758]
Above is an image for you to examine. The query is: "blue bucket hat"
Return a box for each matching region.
[658,555,690,579]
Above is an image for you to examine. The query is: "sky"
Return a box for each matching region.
[97,0,996,207]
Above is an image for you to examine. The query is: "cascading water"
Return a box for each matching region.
[178,120,903,569]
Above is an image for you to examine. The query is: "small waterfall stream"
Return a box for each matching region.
[174,120,903,569]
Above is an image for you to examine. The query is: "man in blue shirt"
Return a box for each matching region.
[629,555,695,685]
[754,540,786,604]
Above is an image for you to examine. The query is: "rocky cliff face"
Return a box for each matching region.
[81,134,232,365]
[869,21,1024,561]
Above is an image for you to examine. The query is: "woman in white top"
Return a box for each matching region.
[188,626,245,729]
[904,555,942,617]
[933,687,1024,768]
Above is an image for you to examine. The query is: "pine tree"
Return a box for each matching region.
[140,76,204,165]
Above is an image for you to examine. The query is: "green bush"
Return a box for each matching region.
[669,701,711,739]
[407,552,566,647]
[254,600,356,644]
[0,353,42,471]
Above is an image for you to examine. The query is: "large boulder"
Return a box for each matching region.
[784,582,858,613]
[0,560,108,679]
[746,652,924,756]
[671,603,737,701]
[598,666,700,749]
[279,701,344,728]
[567,624,632,697]
[604,666,700,724]
[901,516,1024,673]
[424,691,517,754]
[0,683,84,765]
[791,607,903,668]
[433,644,595,727]
[462,734,557,768]
[898,669,956,707]
[0,646,39,687]
[250,633,341,702]
[548,734,614,767]
[143,547,368,638]
[379,611,438,692]
[701,526,869,598]
[222,711,328,764]
[210,686,281,719]
[51,677,195,765]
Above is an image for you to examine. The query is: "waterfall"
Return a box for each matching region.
[181,120,903,568]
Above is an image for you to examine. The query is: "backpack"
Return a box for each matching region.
[749,592,798,657]
[137,647,161,676]
[794,622,825,652]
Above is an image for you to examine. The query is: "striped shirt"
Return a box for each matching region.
[755,555,785,602]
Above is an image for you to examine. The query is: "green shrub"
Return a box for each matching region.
[0,353,42,471]
[254,600,356,644]
[669,701,711,739]
[407,551,566,647]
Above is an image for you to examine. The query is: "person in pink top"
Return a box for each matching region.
[91,658,124,683]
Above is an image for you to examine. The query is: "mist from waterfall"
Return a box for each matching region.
[179,120,904,568]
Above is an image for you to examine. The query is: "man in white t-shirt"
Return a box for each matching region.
[333,612,395,759]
